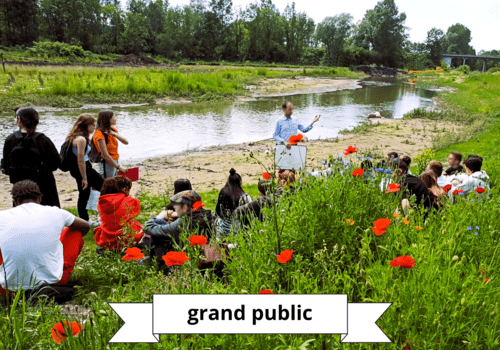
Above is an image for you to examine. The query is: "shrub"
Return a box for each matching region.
[28,41,86,58]
[454,65,470,74]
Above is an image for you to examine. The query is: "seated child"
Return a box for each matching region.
[94,176,143,250]
[447,155,489,196]
[0,180,89,298]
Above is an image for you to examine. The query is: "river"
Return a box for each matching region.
[0,78,436,162]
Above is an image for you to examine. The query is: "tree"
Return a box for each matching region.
[0,0,38,46]
[444,23,473,54]
[353,0,408,67]
[316,14,352,66]
[425,27,444,66]
[283,3,315,64]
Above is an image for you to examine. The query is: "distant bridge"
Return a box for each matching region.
[442,54,500,72]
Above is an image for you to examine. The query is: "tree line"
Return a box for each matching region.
[0,0,498,69]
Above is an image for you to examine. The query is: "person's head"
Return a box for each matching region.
[448,152,462,167]
[97,110,115,132]
[419,171,438,190]
[14,106,39,133]
[397,162,408,177]
[402,156,411,167]
[279,170,296,186]
[66,114,96,143]
[463,155,483,175]
[386,152,399,164]
[258,180,272,196]
[11,180,42,206]
[227,168,243,188]
[173,179,192,194]
[427,161,443,178]
[100,176,132,196]
[282,101,293,118]
[169,190,202,217]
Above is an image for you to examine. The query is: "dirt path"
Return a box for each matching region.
[0,117,461,210]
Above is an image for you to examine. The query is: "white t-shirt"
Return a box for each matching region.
[0,203,75,290]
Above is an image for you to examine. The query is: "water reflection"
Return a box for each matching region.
[0,79,435,162]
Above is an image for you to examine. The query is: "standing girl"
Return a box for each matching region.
[66,114,104,223]
[2,106,61,207]
[93,110,128,179]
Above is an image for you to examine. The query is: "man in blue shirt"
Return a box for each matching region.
[273,101,320,149]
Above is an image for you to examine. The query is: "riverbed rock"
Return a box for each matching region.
[367,112,382,118]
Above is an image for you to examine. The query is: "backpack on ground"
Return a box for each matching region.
[89,133,108,163]
[7,132,45,184]
[59,141,75,172]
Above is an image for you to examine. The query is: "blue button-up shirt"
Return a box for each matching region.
[273,116,313,144]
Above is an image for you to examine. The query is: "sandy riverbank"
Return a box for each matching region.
[0,116,462,210]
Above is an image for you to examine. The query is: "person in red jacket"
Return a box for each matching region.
[94,176,143,250]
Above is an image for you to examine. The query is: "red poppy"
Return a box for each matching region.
[390,255,415,268]
[162,251,190,266]
[258,289,274,294]
[443,184,452,193]
[386,183,401,193]
[475,187,485,194]
[352,169,365,177]
[452,189,464,196]
[484,278,490,284]
[122,247,144,261]
[276,249,294,264]
[192,201,205,211]
[288,134,303,145]
[188,235,207,247]
[372,227,387,236]
[51,321,84,343]
[403,344,411,350]
[374,218,391,229]
[262,172,273,180]
[344,145,358,155]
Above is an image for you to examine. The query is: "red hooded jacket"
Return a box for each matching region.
[94,193,143,250]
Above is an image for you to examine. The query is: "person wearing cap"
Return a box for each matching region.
[0,180,89,297]
[273,101,320,150]
[143,190,215,271]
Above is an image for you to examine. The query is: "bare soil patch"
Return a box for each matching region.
[0,118,462,210]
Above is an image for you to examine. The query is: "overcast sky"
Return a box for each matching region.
[152,0,500,52]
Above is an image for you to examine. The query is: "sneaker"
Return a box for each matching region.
[88,219,100,227]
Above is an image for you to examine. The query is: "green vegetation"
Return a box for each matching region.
[0,65,364,112]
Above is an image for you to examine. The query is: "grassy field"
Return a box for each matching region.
[0,64,363,112]
[1,71,499,349]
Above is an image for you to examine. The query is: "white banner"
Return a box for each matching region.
[108,295,391,343]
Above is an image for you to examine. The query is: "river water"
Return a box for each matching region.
[0,78,436,162]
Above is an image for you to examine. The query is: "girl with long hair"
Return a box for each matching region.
[93,110,128,179]
[215,168,252,235]
[419,171,445,207]
[2,106,61,207]
[66,114,104,223]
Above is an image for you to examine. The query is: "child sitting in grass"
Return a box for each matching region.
[94,176,143,251]
[447,155,489,196]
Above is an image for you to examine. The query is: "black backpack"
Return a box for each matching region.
[89,133,108,163]
[7,132,45,184]
[59,140,75,172]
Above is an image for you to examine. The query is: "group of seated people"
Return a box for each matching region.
[0,149,489,301]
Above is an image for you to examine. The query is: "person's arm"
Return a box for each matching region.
[75,137,88,190]
[43,135,62,172]
[2,136,13,175]
[144,217,182,241]
[68,217,91,237]
[273,121,286,144]
[97,139,128,174]
[401,199,410,216]
[298,115,320,133]
[109,130,129,145]
[215,193,223,217]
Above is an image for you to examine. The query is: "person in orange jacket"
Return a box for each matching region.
[94,176,143,251]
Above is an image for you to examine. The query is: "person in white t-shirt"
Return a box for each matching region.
[0,180,90,296]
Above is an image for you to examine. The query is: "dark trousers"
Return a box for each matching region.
[70,161,104,221]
